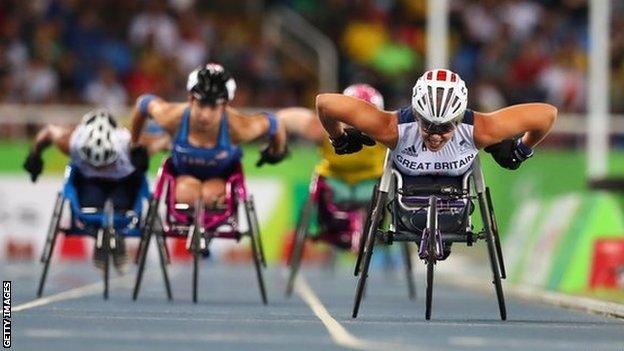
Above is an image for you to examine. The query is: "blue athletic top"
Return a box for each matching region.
[171,107,242,180]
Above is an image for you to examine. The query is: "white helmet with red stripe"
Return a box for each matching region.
[343,83,384,110]
[411,69,468,124]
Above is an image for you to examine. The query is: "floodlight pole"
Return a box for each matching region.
[588,0,610,179]
[427,0,449,69]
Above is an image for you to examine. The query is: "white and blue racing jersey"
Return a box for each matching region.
[390,107,478,177]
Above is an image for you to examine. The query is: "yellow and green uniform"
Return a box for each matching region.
[314,137,387,203]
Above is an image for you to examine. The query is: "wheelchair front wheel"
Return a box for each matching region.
[425,196,438,320]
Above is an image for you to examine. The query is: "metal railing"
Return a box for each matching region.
[263,6,338,93]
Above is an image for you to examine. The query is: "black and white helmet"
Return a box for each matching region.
[78,108,118,167]
[186,63,236,105]
[412,69,468,124]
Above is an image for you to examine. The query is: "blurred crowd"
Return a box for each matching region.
[1,0,624,114]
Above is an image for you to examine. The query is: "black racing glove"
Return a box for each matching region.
[130,145,149,173]
[330,128,376,155]
[484,138,533,170]
[256,144,289,167]
[23,152,43,183]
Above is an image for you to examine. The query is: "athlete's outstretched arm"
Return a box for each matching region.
[23,124,73,182]
[130,95,186,144]
[275,107,325,143]
[473,103,557,148]
[31,124,73,156]
[228,107,287,154]
[315,94,398,148]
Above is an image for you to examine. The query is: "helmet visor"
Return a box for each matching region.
[416,115,458,135]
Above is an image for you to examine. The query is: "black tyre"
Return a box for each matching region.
[191,199,204,304]
[285,196,313,297]
[247,196,266,268]
[355,183,380,277]
[352,191,387,318]
[486,187,506,279]
[37,193,64,297]
[103,199,114,300]
[478,191,507,321]
[425,196,437,320]
[246,198,268,304]
[132,197,159,300]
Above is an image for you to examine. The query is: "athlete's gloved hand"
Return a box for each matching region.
[484,137,533,170]
[256,144,289,167]
[330,128,376,155]
[130,145,149,173]
[23,151,43,183]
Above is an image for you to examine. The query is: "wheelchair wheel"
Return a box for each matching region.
[285,195,314,297]
[133,197,159,300]
[245,197,268,305]
[352,190,388,318]
[246,196,266,268]
[401,242,416,300]
[355,183,380,277]
[103,199,114,300]
[155,221,172,300]
[191,198,204,304]
[486,187,506,279]
[478,191,507,321]
[37,192,65,297]
[425,196,438,320]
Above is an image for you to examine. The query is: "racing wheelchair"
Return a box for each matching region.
[352,152,507,320]
[285,174,416,299]
[37,165,154,299]
[132,157,267,304]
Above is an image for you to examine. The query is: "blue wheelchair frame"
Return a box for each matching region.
[61,164,149,237]
[37,164,152,299]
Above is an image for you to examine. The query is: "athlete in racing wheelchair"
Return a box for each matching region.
[316,69,557,320]
[279,84,416,298]
[130,63,288,304]
[23,108,163,299]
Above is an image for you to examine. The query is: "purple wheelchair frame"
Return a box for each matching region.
[311,174,364,251]
[285,173,416,299]
[155,157,248,239]
[133,157,267,304]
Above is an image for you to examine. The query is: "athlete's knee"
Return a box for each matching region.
[201,178,226,205]
[175,175,202,204]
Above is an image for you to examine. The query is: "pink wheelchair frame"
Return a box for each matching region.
[285,173,416,299]
[133,157,267,304]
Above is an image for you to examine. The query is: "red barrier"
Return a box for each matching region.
[589,238,624,289]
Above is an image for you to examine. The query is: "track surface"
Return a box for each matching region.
[5,258,624,351]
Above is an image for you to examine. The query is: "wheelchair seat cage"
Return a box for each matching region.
[352,151,507,321]
[132,157,267,305]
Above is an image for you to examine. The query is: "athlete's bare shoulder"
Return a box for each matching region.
[149,101,188,135]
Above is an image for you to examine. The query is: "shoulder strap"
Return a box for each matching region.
[462,109,474,125]
[175,107,191,143]
[397,106,415,124]
[217,110,230,147]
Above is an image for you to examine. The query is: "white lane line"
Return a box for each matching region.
[294,276,367,349]
[439,268,624,320]
[13,275,132,312]
[294,275,415,351]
